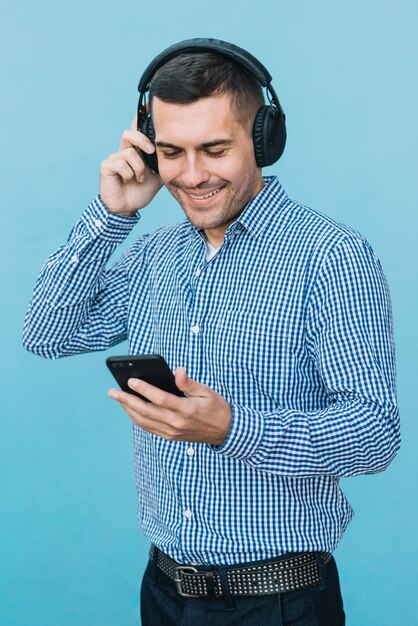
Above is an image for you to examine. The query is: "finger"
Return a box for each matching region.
[101,157,135,183]
[109,390,160,424]
[117,397,182,441]
[119,128,155,154]
[128,378,185,410]
[108,387,174,423]
[125,407,175,437]
[109,147,146,182]
[108,387,150,414]
[174,368,209,397]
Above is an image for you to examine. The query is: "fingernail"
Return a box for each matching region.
[138,175,145,183]
[128,378,137,389]
[108,389,118,399]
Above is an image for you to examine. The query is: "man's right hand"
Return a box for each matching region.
[100,117,163,216]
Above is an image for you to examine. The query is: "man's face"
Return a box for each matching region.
[151,93,265,244]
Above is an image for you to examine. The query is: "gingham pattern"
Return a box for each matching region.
[23,176,400,566]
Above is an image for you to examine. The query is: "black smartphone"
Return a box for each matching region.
[106,354,185,401]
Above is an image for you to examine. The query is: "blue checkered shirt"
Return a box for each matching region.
[23,176,400,565]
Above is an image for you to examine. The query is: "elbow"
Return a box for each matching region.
[365,404,401,474]
[22,305,62,359]
[369,439,400,475]
[339,402,401,477]
[376,428,401,473]
[22,335,59,360]
[22,323,60,360]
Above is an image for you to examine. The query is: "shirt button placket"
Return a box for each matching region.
[182,266,203,541]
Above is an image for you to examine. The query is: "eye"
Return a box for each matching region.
[206,150,226,158]
[160,150,181,159]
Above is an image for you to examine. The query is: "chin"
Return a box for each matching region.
[183,206,235,230]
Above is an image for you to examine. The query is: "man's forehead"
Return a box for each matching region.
[151,94,241,143]
[152,92,233,111]
[152,94,237,124]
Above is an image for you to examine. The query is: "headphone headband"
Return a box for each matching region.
[137,38,273,94]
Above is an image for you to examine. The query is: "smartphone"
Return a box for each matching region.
[106,354,185,401]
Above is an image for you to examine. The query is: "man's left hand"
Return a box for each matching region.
[108,367,232,446]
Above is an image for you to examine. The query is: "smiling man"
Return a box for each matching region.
[152,95,265,244]
[23,39,400,625]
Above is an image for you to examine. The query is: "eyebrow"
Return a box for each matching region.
[155,139,234,150]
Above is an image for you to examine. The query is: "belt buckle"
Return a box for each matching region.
[173,565,200,597]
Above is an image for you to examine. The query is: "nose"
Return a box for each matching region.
[180,154,210,189]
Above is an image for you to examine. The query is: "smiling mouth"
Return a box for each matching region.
[183,186,224,200]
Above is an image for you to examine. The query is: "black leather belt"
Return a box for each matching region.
[150,545,332,598]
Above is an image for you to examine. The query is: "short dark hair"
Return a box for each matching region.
[149,52,264,132]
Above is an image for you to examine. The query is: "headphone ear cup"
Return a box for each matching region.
[140,116,159,174]
[252,105,287,168]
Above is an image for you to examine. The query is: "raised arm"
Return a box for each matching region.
[23,120,162,359]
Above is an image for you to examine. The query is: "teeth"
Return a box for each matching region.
[188,188,221,199]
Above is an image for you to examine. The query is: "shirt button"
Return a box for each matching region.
[186,447,195,457]
[191,325,199,335]
[184,509,193,519]
[195,269,201,277]
[71,254,78,264]
[94,218,103,228]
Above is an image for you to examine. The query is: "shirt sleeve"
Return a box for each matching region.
[210,235,401,478]
[22,196,142,359]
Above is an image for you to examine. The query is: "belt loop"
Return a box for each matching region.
[218,566,235,611]
[315,553,327,591]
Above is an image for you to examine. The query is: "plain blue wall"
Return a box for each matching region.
[1,1,417,624]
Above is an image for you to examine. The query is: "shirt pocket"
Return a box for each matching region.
[212,309,295,406]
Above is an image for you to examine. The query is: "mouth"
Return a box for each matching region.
[186,187,222,200]
[179,185,226,206]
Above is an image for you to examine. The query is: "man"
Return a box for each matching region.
[23,39,400,625]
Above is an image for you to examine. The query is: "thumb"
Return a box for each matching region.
[175,368,206,396]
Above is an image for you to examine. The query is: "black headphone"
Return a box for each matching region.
[137,38,286,174]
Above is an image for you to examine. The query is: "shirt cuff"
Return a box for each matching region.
[209,404,265,460]
[80,195,141,243]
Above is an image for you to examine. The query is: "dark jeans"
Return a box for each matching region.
[140,553,346,625]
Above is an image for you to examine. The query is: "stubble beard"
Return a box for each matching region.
[166,176,261,231]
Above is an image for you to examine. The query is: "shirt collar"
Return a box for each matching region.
[229,176,289,240]
[189,176,290,242]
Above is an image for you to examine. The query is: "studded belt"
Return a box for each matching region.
[150,545,332,598]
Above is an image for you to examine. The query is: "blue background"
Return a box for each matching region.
[1,1,417,624]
